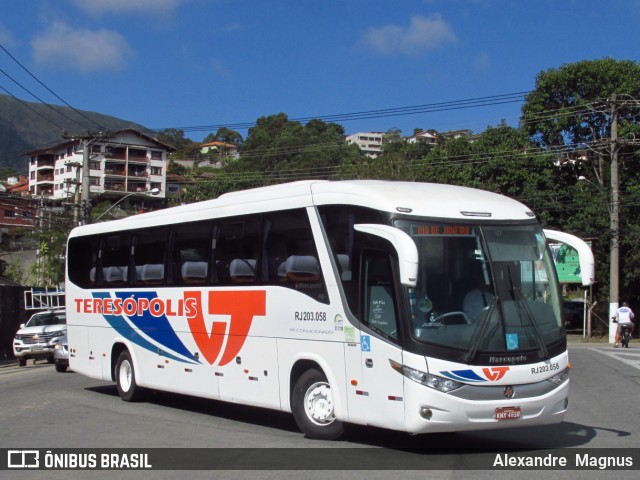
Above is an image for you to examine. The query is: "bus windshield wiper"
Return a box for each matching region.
[512,285,549,359]
[462,296,498,364]
[506,266,549,360]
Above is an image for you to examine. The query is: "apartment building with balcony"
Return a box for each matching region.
[345,132,386,158]
[26,129,175,207]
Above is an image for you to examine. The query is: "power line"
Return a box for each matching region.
[154,92,530,133]
[0,43,107,131]
[0,66,89,130]
[0,83,67,131]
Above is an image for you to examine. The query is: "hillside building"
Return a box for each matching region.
[345,132,386,158]
[25,129,174,209]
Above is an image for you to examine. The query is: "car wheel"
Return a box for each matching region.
[291,368,344,440]
[55,361,68,373]
[115,350,145,402]
[18,357,27,367]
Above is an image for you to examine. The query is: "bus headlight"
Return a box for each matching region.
[390,359,462,393]
[546,367,569,386]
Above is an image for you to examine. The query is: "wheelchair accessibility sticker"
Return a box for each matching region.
[361,335,371,352]
[506,333,519,351]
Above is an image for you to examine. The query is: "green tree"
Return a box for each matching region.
[4,258,24,283]
[156,128,200,160]
[234,114,360,182]
[0,166,18,179]
[202,127,244,146]
[522,58,640,185]
[28,230,68,287]
[522,58,640,307]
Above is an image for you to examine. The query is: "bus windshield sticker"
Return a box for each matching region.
[361,335,371,352]
[506,333,519,351]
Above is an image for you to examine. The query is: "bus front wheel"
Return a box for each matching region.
[291,368,344,440]
[116,350,144,402]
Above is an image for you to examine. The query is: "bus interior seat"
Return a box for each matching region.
[141,264,164,284]
[336,254,351,281]
[285,255,320,282]
[104,266,127,284]
[276,259,288,281]
[181,261,208,284]
[229,259,256,283]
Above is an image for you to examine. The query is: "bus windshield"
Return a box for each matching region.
[394,220,563,357]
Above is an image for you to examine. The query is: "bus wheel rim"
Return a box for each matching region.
[304,381,335,425]
[120,360,132,392]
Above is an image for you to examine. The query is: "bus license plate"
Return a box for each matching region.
[494,406,521,421]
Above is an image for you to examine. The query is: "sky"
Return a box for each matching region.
[1,0,640,142]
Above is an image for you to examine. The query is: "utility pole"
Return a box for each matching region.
[81,138,91,224]
[609,94,619,344]
[63,131,112,224]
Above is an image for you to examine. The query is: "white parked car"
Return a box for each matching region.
[13,310,66,367]
[53,333,69,372]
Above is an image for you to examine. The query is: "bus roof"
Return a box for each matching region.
[69,180,535,237]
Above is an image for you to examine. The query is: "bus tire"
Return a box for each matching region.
[115,350,144,402]
[291,368,344,440]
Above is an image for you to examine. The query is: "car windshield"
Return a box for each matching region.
[395,220,564,358]
[26,312,66,327]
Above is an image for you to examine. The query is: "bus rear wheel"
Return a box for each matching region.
[291,368,344,440]
[115,350,144,402]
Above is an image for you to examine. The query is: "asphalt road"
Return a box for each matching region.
[1,343,639,479]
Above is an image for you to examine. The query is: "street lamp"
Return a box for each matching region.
[577,175,618,343]
[94,188,161,222]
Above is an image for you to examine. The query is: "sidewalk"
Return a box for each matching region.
[566,333,611,345]
[0,359,17,368]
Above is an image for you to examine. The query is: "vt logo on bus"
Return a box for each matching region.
[440,366,510,383]
[83,290,266,366]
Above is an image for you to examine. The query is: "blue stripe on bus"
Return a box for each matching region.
[440,369,486,383]
[92,291,199,364]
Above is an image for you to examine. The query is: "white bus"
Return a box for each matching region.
[65,180,593,440]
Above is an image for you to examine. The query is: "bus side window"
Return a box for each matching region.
[362,251,399,340]
[171,221,213,285]
[317,205,383,316]
[68,236,99,288]
[215,215,261,286]
[101,234,131,287]
[264,209,328,304]
[133,227,168,286]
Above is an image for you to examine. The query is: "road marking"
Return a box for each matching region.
[592,347,640,371]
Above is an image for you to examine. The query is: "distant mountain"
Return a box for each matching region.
[0,94,152,173]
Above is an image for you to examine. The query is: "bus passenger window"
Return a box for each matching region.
[263,210,328,304]
[171,221,213,285]
[133,228,167,286]
[317,205,383,316]
[215,216,261,286]
[101,234,130,286]
[67,236,99,288]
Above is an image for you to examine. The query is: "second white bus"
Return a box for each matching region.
[65,180,593,439]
